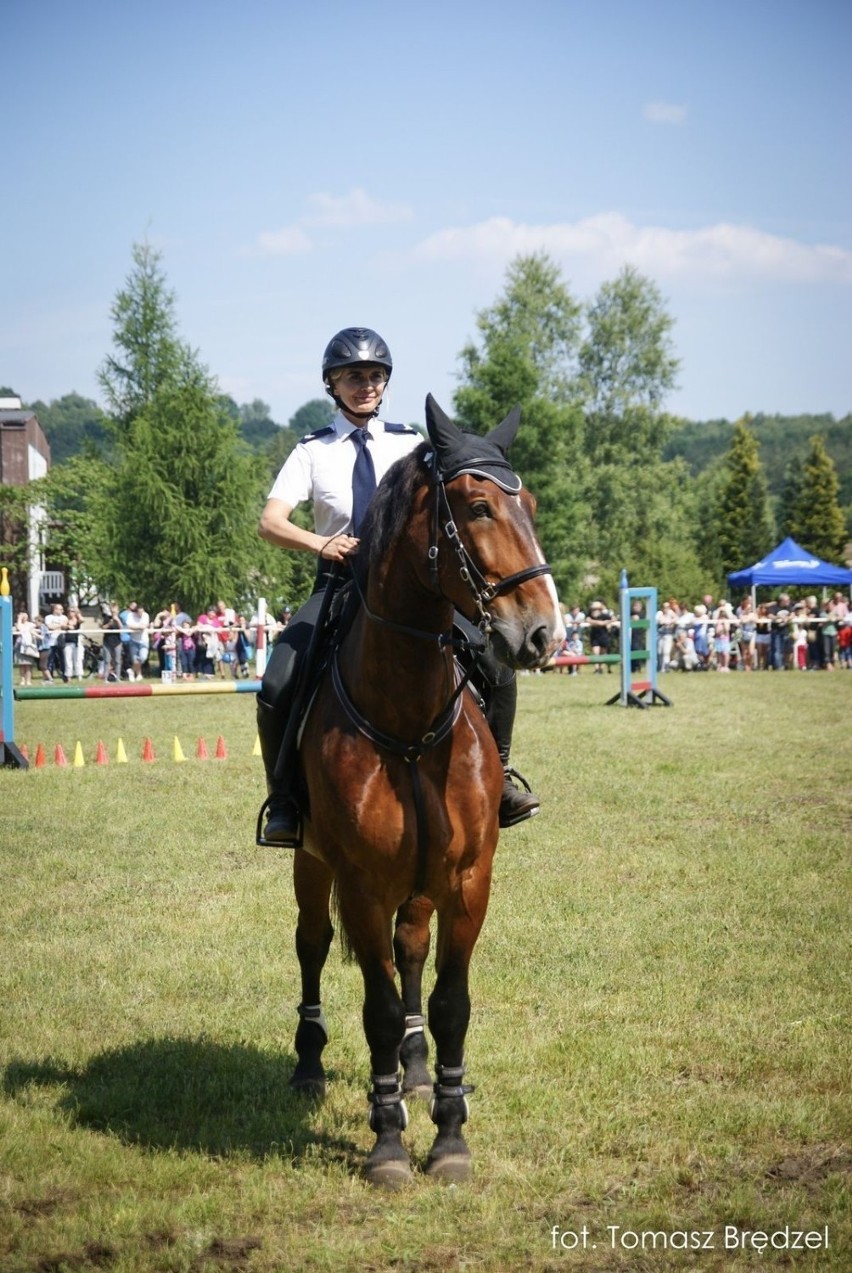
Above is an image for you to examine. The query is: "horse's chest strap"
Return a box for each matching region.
[330,651,463,894]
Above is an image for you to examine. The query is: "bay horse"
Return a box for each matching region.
[288,395,564,1187]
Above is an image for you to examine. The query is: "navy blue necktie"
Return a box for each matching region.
[350,428,377,534]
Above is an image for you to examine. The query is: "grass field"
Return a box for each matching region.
[1,671,850,1271]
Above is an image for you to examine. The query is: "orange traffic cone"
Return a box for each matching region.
[34,743,46,768]
[196,736,209,760]
[55,743,68,767]
[215,734,227,760]
[142,737,156,763]
[96,740,109,766]
[19,743,29,762]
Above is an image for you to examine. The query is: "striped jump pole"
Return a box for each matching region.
[1,574,28,767]
[606,569,672,709]
[15,679,262,700]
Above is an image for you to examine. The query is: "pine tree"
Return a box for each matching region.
[99,242,183,429]
[778,459,804,541]
[95,242,288,612]
[714,417,775,577]
[795,434,847,561]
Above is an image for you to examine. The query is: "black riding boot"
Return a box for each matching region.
[487,675,540,827]
[256,697,300,846]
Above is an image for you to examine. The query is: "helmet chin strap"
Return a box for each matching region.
[331,392,385,422]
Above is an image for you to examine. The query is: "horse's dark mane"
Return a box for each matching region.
[352,441,431,587]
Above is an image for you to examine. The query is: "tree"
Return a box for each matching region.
[101,374,273,610]
[38,455,114,601]
[454,253,589,597]
[714,416,775,579]
[99,241,184,429]
[577,267,700,598]
[579,266,679,466]
[793,435,847,561]
[263,398,335,481]
[778,459,804,542]
[289,398,334,437]
[27,393,112,464]
[93,242,292,612]
[238,398,278,450]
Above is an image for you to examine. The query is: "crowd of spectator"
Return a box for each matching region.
[12,591,851,683]
[555,591,851,674]
[11,599,294,684]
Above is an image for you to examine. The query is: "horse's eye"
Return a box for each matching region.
[471,501,491,519]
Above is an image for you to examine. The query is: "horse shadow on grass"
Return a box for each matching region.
[2,1036,362,1166]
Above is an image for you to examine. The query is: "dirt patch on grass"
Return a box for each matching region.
[765,1143,852,1193]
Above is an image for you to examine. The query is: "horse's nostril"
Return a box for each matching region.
[531,623,550,656]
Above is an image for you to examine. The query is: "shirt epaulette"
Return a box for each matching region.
[299,425,336,444]
[383,422,419,435]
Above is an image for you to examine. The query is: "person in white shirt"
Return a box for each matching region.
[256,328,420,844]
[125,601,150,681]
[255,326,541,846]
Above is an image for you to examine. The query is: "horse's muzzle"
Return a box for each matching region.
[490,616,563,670]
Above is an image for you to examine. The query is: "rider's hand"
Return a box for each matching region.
[320,533,359,562]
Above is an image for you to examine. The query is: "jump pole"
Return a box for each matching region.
[1,572,28,767]
[15,680,261,700]
[606,569,672,709]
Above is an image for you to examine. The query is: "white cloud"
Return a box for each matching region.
[253,225,312,256]
[412,213,852,285]
[643,100,687,125]
[250,187,413,257]
[304,187,414,227]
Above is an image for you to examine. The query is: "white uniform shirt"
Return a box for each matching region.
[268,411,421,539]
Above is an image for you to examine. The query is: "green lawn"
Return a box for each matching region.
[1,672,850,1271]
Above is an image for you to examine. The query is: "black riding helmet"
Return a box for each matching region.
[322,327,393,385]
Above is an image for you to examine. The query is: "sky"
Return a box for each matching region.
[4,0,851,431]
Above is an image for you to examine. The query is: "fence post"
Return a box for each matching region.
[606,569,673,709]
[255,598,267,677]
[1,570,28,767]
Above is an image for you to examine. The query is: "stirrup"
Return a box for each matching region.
[255,795,302,849]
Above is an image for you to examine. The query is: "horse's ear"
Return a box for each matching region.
[425,394,462,453]
[485,405,521,457]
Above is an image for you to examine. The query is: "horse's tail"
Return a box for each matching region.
[330,877,358,964]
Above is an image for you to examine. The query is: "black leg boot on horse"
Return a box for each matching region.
[486,670,540,827]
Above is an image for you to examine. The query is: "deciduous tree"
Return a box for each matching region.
[454,253,588,597]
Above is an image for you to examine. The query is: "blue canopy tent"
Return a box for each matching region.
[728,536,852,595]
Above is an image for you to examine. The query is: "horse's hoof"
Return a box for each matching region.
[425,1151,472,1184]
[363,1156,413,1190]
[288,1074,326,1100]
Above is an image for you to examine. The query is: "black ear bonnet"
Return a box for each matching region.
[424,393,522,493]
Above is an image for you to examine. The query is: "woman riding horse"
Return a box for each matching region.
[285,395,563,1184]
[256,327,540,846]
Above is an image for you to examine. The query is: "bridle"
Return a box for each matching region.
[349,460,553,646]
[428,474,552,635]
